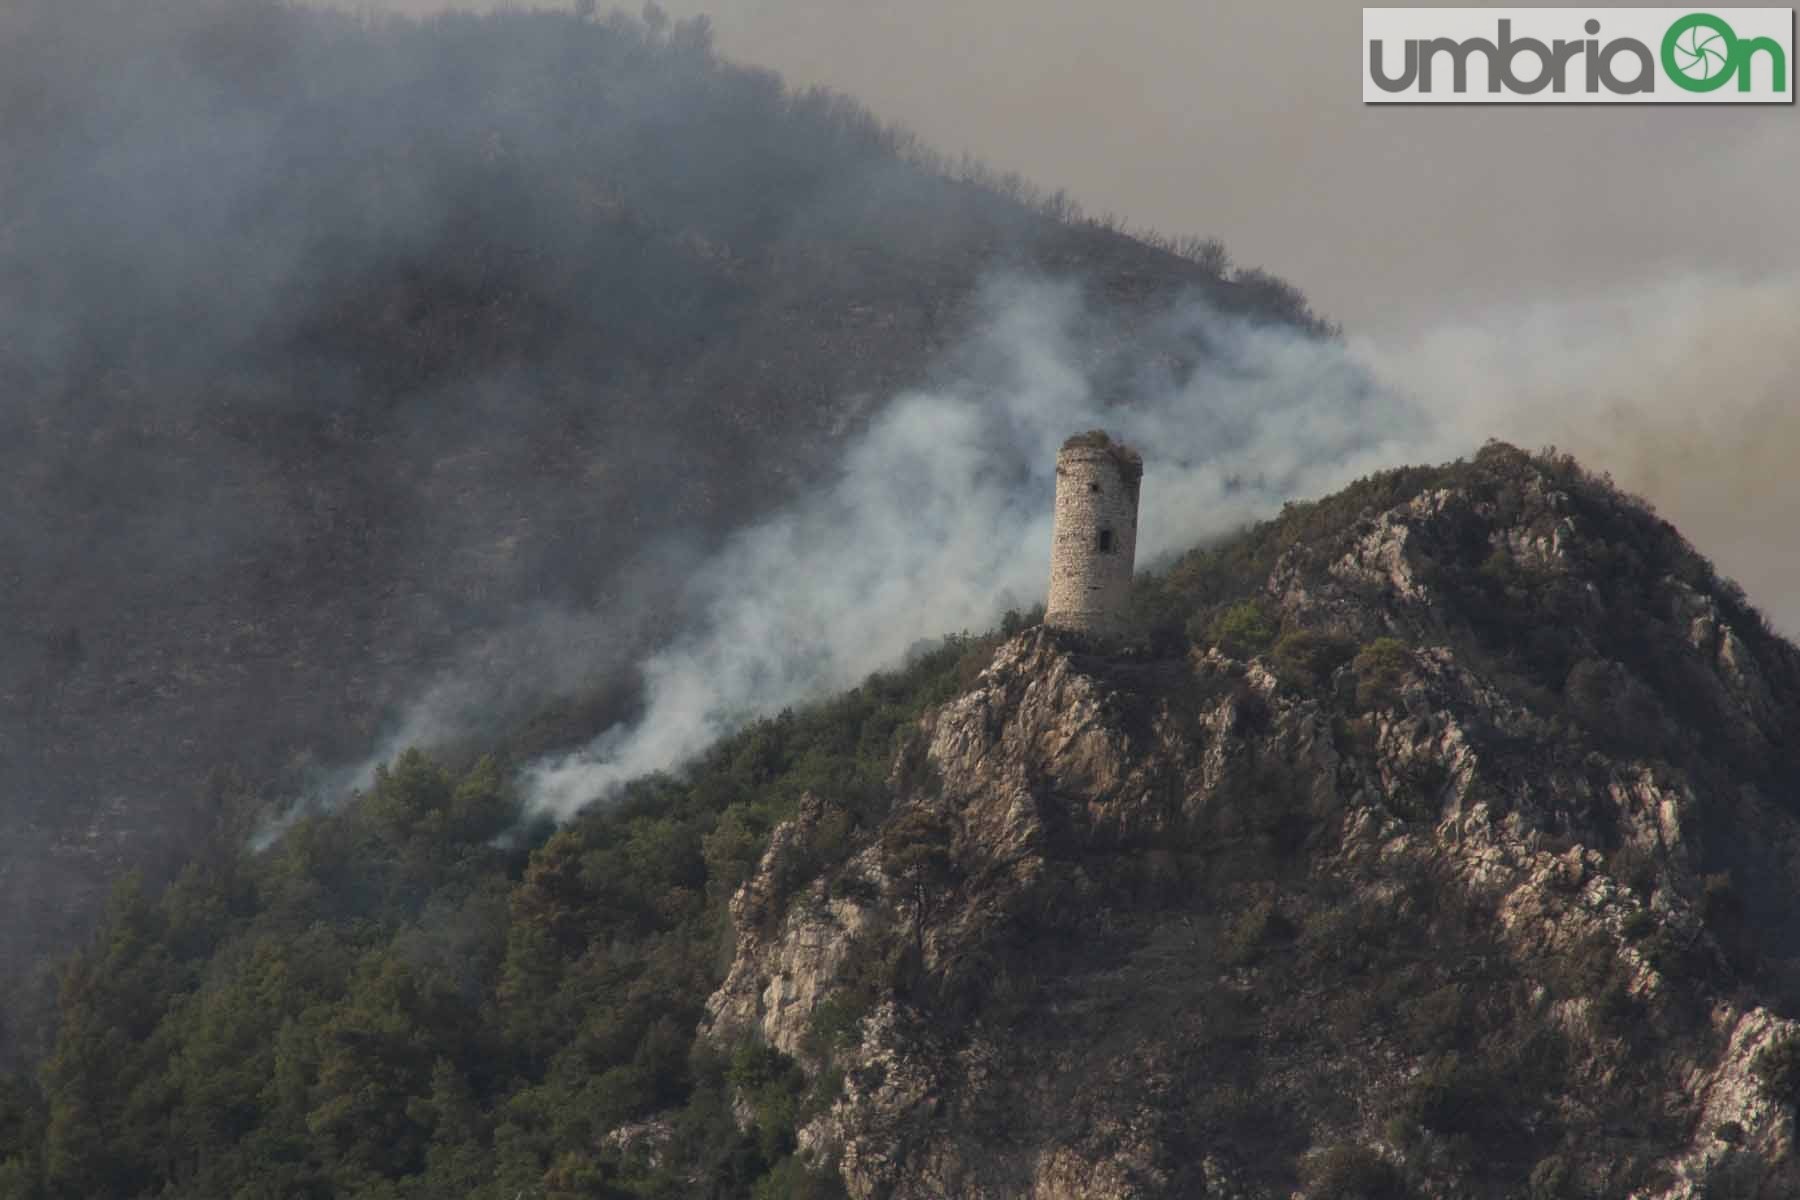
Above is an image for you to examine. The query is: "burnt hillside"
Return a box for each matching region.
[0,1,1326,1062]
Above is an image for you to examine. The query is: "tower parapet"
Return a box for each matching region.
[1045,430,1142,636]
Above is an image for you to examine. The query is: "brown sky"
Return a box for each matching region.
[353,1,1800,627]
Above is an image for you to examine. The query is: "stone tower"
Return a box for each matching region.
[1045,430,1142,636]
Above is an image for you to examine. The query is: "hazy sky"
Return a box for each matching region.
[346,0,1800,628]
[362,0,1796,337]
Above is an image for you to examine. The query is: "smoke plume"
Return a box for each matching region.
[522,275,1430,816]
[522,267,1800,819]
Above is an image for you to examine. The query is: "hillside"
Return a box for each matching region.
[0,0,1325,1062]
[8,443,1800,1198]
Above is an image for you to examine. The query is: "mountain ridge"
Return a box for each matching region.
[0,0,1330,1064]
[698,441,1800,1197]
[8,443,1800,1198]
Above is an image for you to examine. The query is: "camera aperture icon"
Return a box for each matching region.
[1668,14,1735,82]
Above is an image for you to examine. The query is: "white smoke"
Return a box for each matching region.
[250,599,672,846]
[522,275,1434,816]
[296,266,1800,826]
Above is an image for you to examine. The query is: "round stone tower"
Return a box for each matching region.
[1045,430,1142,636]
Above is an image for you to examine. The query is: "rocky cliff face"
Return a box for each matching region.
[701,446,1800,1198]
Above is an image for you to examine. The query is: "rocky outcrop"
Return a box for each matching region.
[705,792,889,1064]
[702,450,1800,1198]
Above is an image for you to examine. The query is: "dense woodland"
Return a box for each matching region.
[0,0,1327,1065]
[9,445,1800,1197]
[0,636,995,1199]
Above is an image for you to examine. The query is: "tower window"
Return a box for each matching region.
[1097,529,1114,553]
[1088,482,1101,493]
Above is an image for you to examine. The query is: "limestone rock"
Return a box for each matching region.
[700,451,1800,1197]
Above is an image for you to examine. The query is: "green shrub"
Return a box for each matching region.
[1399,984,1470,1049]
[1272,630,1356,688]
[807,993,872,1055]
[1607,842,1660,899]
[752,1156,847,1199]
[1753,1034,1800,1105]
[999,605,1045,637]
[1206,601,1280,658]
[1397,1053,1488,1136]
[1301,1143,1409,1199]
[1384,758,1449,824]
[703,808,760,899]
[1187,1083,1270,1139]
[1479,546,1522,588]
[1352,639,1412,711]
[728,1042,809,1160]
[1527,1154,1574,1199]
[1221,898,1296,967]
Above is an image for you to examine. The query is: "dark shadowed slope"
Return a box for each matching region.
[0,0,1328,1062]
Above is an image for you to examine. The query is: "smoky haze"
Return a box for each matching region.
[524,276,1424,815]
[619,0,1800,638]
[520,267,1800,818]
[354,0,1800,648]
[3,0,1796,847]
[10,0,1242,1042]
[368,0,1799,334]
